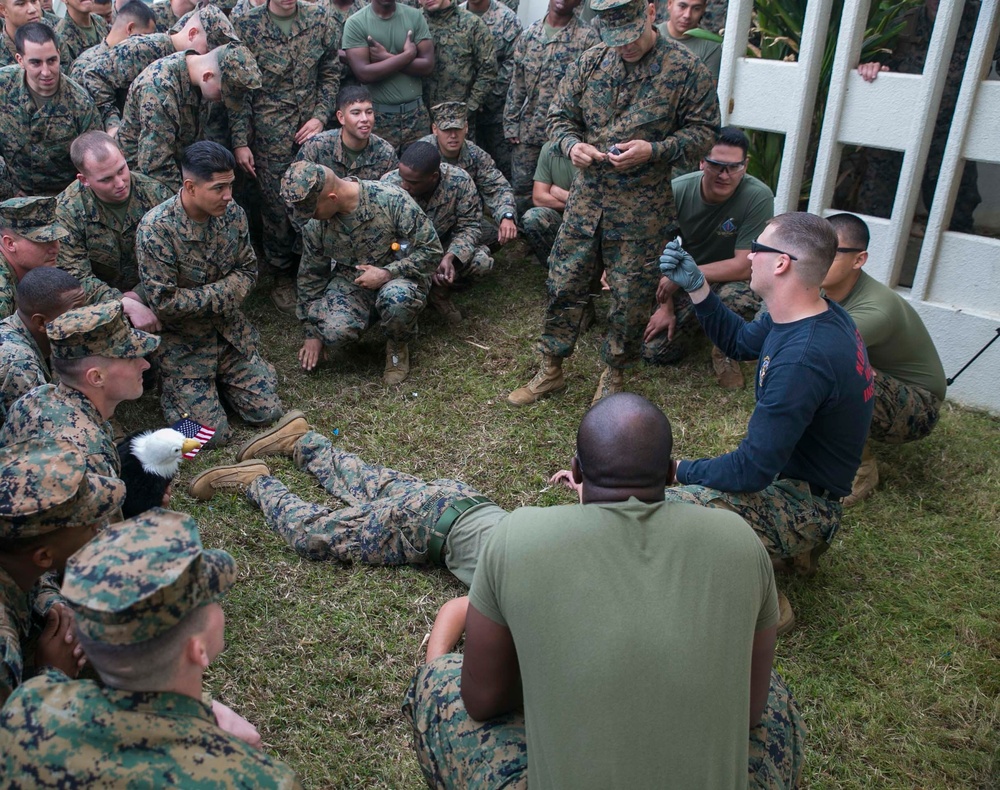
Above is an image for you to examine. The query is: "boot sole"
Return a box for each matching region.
[236,410,307,462]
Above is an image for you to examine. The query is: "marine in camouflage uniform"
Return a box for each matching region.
[117,44,262,190]
[231,2,341,280]
[0,57,101,196]
[420,0,496,139]
[460,0,521,177]
[0,436,125,705]
[520,140,576,266]
[0,507,303,788]
[0,196,70,320]
[503,0,598,211]
[509,0,718,404]
[295,128,399,181]
[136,180,282,447]
[0,312,52,417]
[67,39,108,82]
[405,656,804,790]
[54,7,108,70]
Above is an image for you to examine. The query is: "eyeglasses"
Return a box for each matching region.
[703,157,747,174]
[750,239,798,260]
[836,247,866,254]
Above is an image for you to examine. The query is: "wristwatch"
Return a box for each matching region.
[502,212,514,220]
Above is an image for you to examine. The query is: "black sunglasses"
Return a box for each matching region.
[750,239,798,260]
[836,247,866,253]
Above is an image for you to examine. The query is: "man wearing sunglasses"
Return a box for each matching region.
[659,211,874,633]
[643,126,773,388]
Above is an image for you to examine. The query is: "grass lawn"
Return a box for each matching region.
[118,240,1000,788]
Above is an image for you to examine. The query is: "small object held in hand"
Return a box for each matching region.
[608,145,622,156]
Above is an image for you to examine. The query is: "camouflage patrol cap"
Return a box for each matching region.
[591,0,648,47]
[63,508,237,646]
[217,43,262,112]
[172,3,240,49]
[48,301,160,360]
[280,161,327,229]
[431,101,468,131]
[0,196,69,243]
[0,437,125,539]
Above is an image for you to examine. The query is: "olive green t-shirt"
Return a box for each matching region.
[671,170,774,266]
[470,498,778,789]
[532,140,575,191]
[342,3,432,105]
[267,8,297,35]
[839,270,947,399]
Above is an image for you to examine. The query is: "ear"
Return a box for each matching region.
[853,250,868,271]
[124,21,136,35]
[431,122,439,135]
[774,254,792,275]
[186,24,199,43]
[335,109,346,127]
[29,312,49,334]
[31,545,55,571]
[14,53,24,68]
[571,456,583,484]
[200,68,215,86]
[646,2,656,23]
[83,363,105,388]
[184,633,212,670]
[76,173,90,188]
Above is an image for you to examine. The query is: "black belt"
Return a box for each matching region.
[373,98,423,114]
[777,475,841,502]
[427,495,493,566]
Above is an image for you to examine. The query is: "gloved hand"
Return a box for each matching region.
[658,238,705,292]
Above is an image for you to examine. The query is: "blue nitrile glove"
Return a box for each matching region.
[658,238,705,292]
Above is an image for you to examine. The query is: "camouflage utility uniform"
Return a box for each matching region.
[382,162,491,282]
[541,34,718,369]
[231,3,342,275]
[137,195,282,445]
[0,313,51,419]
[460,0,521,175]
[296,180,442,350]
[54,13,108,70]
[0,66,101,195]
[421,4,496,137]
[67,39,109,84]
[0,255,17,321]
[295,129,399,181]
[503,13,598,209]
[56,172,173,304]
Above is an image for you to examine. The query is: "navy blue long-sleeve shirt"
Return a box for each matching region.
[676,291,874,498]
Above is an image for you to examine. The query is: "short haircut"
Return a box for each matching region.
[576,393,673,489]
[180,140,236,182]
[336,85,372,111]
[714,126,750,157]
[51,354,100,382]
[826,212,870,250]
[114,0,156,28]
[767,212,839,287]
[399,141,440,176]
[15,21,57,55]
[70,130,120,173]
[76,604,213,690]
[16,268,82,317]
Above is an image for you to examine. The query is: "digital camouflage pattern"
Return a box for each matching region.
[249,430,487,567]
[643,281,760,365]
[418,131,516,224]
[0,669,303,788]
[662,478,843,561]
[870,371,941,444]
[421,3,496,116]
[374,104,432,153]
[137,195,282,445]
[62,508,235,645]
[461,0,521,175]
[0,570,61,706]
[382,162,488,278]
[0,313,52,418]
[151,0,180,31]
[231,2,342,272]
[54,12,108,70]
[56,172,174,304]
[293,179,443,345]
[79,32,175,130]
[503,13,598,201]
[47,300,160,360]
[67,39,108,83]
[519,205,561,266]
[0,195,69,242]
[0,65,101,195]
[295,129,399,181]
[0,256,15,321]
[0,28,19,68]
[403,655,804,790]
[0,155,16,201]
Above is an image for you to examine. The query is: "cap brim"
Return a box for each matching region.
[74,473,126,527]
[285,203,315,231]
[20,225,70,243]
[121,328,161,358]
[437,121,465,130]
[600,19,645,47]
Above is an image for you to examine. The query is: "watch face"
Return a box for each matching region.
[503,213,514,220]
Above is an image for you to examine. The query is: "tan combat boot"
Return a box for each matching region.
[384,340,410,385]
[843,443,878,507]
[188,460,270,501]
[591,366,624,406]
[712,346,744,389]
[270,274,297,316]
[236,410,311,461]
[777,591,796,636]
[772,542,829,579]
[429,285,463,325]
[507,356,565,405]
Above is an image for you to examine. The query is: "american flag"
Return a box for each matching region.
[170,417,216,459]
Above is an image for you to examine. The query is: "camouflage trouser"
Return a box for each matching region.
[255,151,297,273]
[160,345,283,447]
[375,104,431,153]
[455,245,494,283]
[307,276,427,346]
[473,109,511,180]
[403,654,805,790]
[519,206,561,266]
[509,142,541,216]
[643,280,760,365]
[246,430,481,565]
[541,222,661,368]
[663,478,842,560]
[870,370,942,444]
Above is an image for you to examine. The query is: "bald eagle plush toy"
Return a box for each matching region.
[117,428,202,518]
